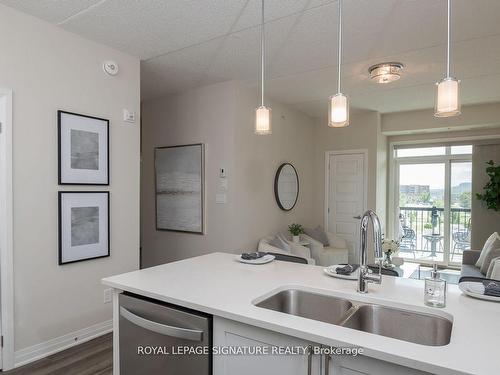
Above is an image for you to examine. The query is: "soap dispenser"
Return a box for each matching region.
[424,264,447,308]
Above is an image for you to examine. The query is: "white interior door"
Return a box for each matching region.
[327,151,367,262]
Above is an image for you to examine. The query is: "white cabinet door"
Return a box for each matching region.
[213,317,320,375]
[327,353,431,375]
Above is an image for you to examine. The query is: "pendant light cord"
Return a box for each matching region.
[447,0,451,78]
[337,0,343,93]
[261,0,265,107]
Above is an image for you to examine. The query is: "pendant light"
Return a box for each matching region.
[328,0,349,128]
[255,0,271,135]
[435,0,460,117]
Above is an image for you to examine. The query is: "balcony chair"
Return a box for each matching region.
[399,227,417,258]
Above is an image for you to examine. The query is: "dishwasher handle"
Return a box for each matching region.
[120,307,204,342]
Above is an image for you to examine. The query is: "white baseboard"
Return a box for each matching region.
[14,320,113,368]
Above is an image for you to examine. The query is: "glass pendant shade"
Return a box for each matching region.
[328,93,349,127]
[434,77,460,117]
[255,105,272,135]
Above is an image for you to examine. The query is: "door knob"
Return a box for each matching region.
[353,215,362,219]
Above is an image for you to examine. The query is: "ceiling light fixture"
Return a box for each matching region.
[255,0,271,135]
[435,0,460,117]
[368,62,404,84]
[328,0,349,128]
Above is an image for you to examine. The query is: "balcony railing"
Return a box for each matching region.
[399,206,471,263]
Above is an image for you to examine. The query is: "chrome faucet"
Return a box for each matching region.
[357,210,383,293]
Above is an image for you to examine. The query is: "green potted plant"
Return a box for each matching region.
[476,160,500,211]
[423,222,433,235]
[288,223,304,243]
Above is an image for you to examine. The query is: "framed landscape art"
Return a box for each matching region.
[58,110,109,185]
[155,143,205,234]
[58,191,110,265]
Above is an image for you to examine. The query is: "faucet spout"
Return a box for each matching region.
[357,210,383,293]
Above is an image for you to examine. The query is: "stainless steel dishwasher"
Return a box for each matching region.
[119,293,212,375]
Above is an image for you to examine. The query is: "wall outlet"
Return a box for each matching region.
[103,288,112,304]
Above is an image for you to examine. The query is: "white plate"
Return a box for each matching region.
[459,281,500,302]
[236,254,275,265]
[324,265,359,280]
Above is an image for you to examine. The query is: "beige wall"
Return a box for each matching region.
[141,81,315,267]
[312,111,382,223]
[471,144,500,249]
[0,4,140,352]
[382,102,500,135]
[312,111,385,262]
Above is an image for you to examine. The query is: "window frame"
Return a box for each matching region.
[389,143,472,267]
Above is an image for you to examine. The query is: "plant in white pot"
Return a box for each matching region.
[288,223,304,243]
[423,222,433,235]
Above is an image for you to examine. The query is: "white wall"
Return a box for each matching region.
[382,102,500,135]
[471,144,500,249]
[0,3,140,356]
[141,81,315,266]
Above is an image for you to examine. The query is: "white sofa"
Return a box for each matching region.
[258,236,316,265]
[301,231,349,266]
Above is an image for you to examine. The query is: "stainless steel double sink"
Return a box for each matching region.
[254,289,452,346]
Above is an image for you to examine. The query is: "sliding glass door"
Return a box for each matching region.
[394,145,472,267]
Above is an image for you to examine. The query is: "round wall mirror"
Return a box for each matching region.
[274,163,299,211]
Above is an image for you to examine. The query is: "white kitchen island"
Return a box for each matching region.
[103,252,500,375]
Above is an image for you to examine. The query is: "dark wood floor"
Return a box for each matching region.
[3,333,112,375]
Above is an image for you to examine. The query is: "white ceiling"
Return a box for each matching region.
[3,0,500,117]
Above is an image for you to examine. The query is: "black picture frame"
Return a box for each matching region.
[154,143,205,234]
[274,163,299,211]
[58,110,110,185]
[58,191,110,265]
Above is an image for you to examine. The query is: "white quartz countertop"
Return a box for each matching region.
[103,252,500,375]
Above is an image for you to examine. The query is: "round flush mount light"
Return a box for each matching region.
[368,62,404,84]
[103,61,119,76]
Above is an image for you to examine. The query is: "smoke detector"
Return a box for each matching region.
[103,61,119,76]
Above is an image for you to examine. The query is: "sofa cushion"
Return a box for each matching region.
[461,264,484,278]
[475,232,500,268]
[304,226,330,247]
[480,247,500,275]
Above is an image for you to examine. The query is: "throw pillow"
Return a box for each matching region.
[304,226,330,247]
[269,235,291,253]
[486,256,500,279]
[481,247,500,275]
[475,232,500,268]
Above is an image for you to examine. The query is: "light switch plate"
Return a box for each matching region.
[216,193,227,204]
[123,109,135,123]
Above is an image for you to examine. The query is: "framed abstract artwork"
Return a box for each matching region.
[155,143,205,234]
[58,110,109,185]
[58,191,110,265]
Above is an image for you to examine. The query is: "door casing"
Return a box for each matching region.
[324,149,368,262]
